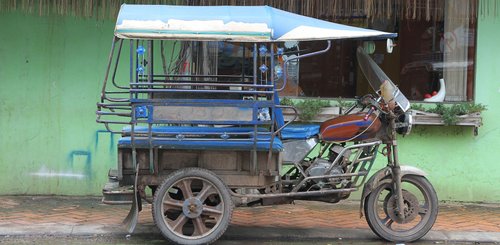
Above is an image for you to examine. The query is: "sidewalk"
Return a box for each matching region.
[0,196,499,243]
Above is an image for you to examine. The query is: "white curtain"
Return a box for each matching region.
[443,0,471,101]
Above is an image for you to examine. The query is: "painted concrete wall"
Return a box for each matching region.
[0,13,119,195]
[0,12,499,201]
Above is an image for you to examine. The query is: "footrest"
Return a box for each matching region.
[102,181,133,205]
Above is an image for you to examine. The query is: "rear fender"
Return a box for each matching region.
[359,165,427,217]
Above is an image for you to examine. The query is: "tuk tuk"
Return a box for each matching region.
[97,4,438,244]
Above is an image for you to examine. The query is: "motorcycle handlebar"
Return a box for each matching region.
[364,106,375,121]
[357,94,388,115]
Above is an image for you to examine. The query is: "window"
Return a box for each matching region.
[398,0,475,102]
[283,0,477,102]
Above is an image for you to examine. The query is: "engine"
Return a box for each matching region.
[304,144,351,185]
[292,143,355,203]
[305,158,344,183]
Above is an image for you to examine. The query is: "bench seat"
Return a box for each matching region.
[118,136,283,151]
[118,124,319,151]
[122,124,320,140]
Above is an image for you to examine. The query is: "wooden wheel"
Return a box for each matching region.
[152,168,233,245]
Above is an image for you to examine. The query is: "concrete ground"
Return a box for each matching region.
[0,196,499,243]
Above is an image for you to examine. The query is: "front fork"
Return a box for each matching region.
[386,113,406,219]
[390,144,406,219]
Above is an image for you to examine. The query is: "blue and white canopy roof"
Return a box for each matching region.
[115,5,396,42]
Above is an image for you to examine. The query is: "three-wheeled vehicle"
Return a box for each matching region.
[97,4,438,244]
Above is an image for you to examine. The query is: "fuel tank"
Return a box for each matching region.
[319,113,381,142]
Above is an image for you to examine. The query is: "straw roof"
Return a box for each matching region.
[0,0,491,22]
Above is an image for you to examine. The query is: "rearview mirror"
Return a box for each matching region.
[386,39,395,53]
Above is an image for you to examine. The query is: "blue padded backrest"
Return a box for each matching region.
[274,91,285,129]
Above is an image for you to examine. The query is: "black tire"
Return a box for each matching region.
[152,168,233,245]
[364,175,438,242]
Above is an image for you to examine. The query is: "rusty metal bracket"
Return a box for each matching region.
[122,164,140,234]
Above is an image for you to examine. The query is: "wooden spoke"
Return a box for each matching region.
[167,215,188,234]
[163,197,183,211]
[177,179,193,199]
[192,217,208,236]
[203,204,223,216]
[197,181,216,202]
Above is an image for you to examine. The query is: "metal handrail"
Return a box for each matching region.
[150,74,244,78]
[277,40,331,92]
[100,37,119,102]
[121,131,271,137]
[130,82,274,88]
[129,88,275,94]
[273,105,299,136]
[96,111,132,117]
[126,136,275,142]
[111,39,129,90]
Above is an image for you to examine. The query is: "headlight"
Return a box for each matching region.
[396,112,413,136]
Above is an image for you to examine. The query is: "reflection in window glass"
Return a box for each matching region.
[399,0,475,102]
[289,0,476,102]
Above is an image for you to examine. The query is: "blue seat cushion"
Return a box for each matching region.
[280,124,320,140]
[118,136,282,151]
[119,124,318,151]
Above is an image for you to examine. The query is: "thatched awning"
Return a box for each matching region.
[0,0,493,22]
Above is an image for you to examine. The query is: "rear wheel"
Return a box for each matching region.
[364,175,438,242]
[152,168,233,245]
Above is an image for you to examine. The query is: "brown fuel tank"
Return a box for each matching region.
[319,112,381,142]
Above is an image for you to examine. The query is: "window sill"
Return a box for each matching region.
[282,107,482,130]
[282,107,341,123]
[410,110,482,128]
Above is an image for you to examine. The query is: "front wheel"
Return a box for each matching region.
[152,168,233,245]
[364,175,438,242]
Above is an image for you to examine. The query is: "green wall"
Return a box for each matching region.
[0,13,118,195]
[0,12,499,201]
